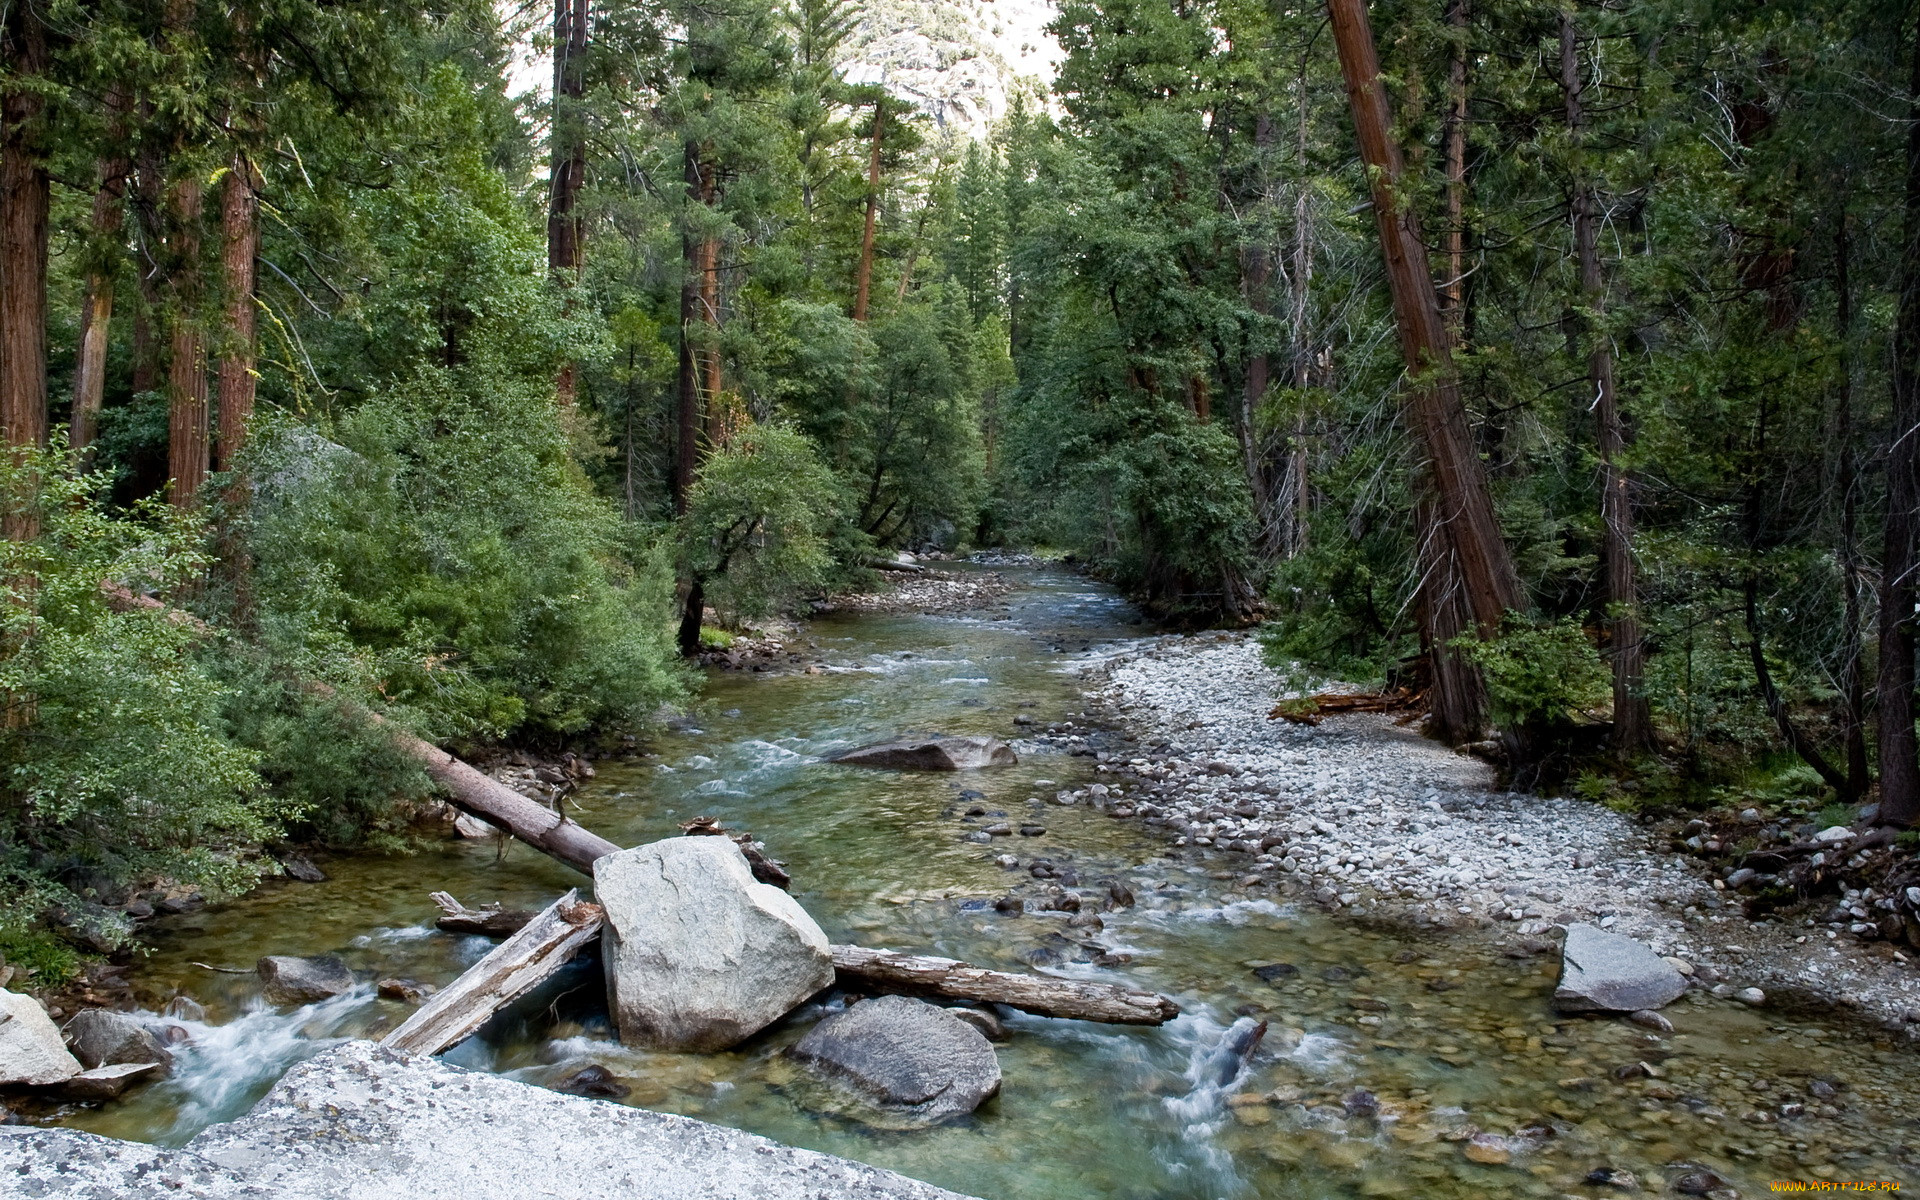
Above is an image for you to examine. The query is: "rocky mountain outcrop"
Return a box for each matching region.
[840,0,1060,136]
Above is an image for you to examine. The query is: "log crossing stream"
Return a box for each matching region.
[47,565,1920,1198]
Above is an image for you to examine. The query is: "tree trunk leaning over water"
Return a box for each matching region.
[1327,0,1524,742]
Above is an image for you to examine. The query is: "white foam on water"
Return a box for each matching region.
[131,986,374,1144]
[349,924,436,947]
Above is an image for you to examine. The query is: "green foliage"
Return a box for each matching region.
[244,374,684,741]
[680,423,841,619]
[0,443,278,938]
[1455,617,1609,732]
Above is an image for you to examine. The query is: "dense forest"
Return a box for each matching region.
[3,0,1920,981]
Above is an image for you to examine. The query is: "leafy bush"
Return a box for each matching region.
[242,369,684,741]
[0,444,278,962]
[1456,616,1609,731]
[680,422,842,620]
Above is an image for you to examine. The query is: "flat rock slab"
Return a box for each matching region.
[792,996,1001,1127]
[1553,923,1687,1013]
[830,737,1017,771]
[1,1043,978,1199]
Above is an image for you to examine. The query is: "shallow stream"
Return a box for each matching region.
[49,567,1920,1198]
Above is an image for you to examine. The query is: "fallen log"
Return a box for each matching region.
[423,900,1181,1026]
[97,586,619,875]
[829,944,1180,1025]
[430,891,535,937]
[382,890,604,1056]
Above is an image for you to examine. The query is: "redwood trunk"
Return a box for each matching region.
[549,0,588,407]
[1560,12,1648,754]
[1327,0,1522,739]
[853,100,884,323]
[166,176,209,508]
[1879,21,1920,827]
[1,1,50,489]
[73,89,133,457]
[215,155,259,472]
[1441,0,1469,330]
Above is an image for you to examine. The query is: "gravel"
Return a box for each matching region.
[1072,632,1920,1034]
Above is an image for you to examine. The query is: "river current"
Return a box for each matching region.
[47,566,1920,1198]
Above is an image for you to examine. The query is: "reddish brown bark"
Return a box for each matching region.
[1,0,50,487]
[215,154,259,473]
[549,0,588,407]
[1440,0,1469,331]
[1327,0,1523,740]
[853,99,884,323]
[1559,12,1648,754]
[73,89,134,457]
[166,175,209,508]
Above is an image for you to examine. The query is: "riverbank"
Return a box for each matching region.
[1075,633,1920,1036]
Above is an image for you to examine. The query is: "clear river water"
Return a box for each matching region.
[45,566,1920,1198]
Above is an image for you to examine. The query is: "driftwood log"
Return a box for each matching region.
[829,944,1179,1025]
[382,890,604,1056]
[426,899,1180,1027]
[430,891,536,937]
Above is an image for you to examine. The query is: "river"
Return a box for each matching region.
[46,565,1920,1198]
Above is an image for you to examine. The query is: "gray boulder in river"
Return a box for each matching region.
[791,995,1002,1126]
[257,954,355,1005]
[0,988,82,1086]
[1553,923,1687,1013]
[0,1040,981,1199]
[829,736,1017,771]
[597,836,835,1052]
[63,1009,173,1071]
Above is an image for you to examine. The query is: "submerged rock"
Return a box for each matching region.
[257,955,355,1006]
[1553,924,1687,1013]
[0,1040,981,1199]
[597,837,834,1052]
[791,996,1001,1126]
[63,1009,172,1071]
[0,988,82,1086]
[830,736,1018,771]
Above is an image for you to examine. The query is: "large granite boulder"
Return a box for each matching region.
[596,837,835,1052]
[1553,924,1687,1013]
[0,988,82,1086]
[791,996,1001,1127]
[257,955,355,1006]
[64,1008,173,1071]
[0,1041,980,1199]
[829,736,1017,771]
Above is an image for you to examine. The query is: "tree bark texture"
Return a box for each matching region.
[215,154,260,472]
[1879,18,1920,827]
[549,0,588,407]
[1,0,50,484]
[1327,0,1523,740]
[73,88,134,457]
[1559,12,1649,754]
[853,99,884,323]
[1441,0,1469,329]
[382,891,605,1056]
[828,945,1180,1025]
[1834,211,1870,800]
[166,175,209,508]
